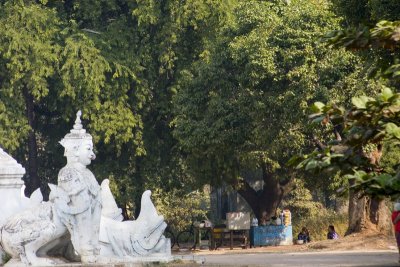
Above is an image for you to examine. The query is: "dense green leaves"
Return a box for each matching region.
[291,88,400,197]
[290,0,400,205]
[322,19,400,84]
[1,0,394,220]
[332,0,400,26]
[0,1,146,198]
[171,0,370,219]
[0,2,59,152]
[173,0,362,185]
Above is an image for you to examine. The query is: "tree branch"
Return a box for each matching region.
[334,125,343,141]
[236,180,258,210]
[312,135,327,150]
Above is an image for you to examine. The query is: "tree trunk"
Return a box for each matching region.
[133,156,144,219]
[236,165,292,221]
[23,88,40,197]
[237,181,286,221]
[346,189,391,235]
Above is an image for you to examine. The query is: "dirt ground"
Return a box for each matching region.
[305,232,396,251]
[182,232,397,256]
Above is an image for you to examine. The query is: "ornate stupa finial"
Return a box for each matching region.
[68,110,86,135]
[59,110,92,157]
[73,110,83,130]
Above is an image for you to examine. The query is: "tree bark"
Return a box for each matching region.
[346,189,391,235]
[236,164,292,221]
[23,88,40,197]
[133,156,144,219]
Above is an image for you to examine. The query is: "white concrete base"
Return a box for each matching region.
[4,255,175,267]
[96,254,174,265]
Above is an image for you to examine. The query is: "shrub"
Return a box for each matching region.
[282,179,327,219]
[282,179,348,241]
[152,187,210,232]
[292,211,348,241]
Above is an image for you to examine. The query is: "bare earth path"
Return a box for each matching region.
[172,233,399,266]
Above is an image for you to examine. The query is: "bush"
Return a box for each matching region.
[282,179,348,241]
[292,211,348,241]
[152,187,210,233]
[282,179,326,219]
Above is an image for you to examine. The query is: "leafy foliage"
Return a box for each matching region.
[172,0,367,218]
[0,0,391,224]
[0,2,59,151]
[290,88,400,197]
[323,21,400,50]
[332,0,400,26]
[152,188,210,232]
[0,0,238,214]
[0,1,148,199]
[292,211,347,241]
[322,20,400,83]
[282,179,324,219]
[174,0,358,184]
[114,0,238,213]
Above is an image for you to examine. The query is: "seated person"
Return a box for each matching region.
[297,227,311,243]
[327,225,339,239]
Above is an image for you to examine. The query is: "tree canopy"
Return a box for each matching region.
[0,0,237,219]
[1,0,397,228]
[290,0,400,198]
[172,0,366,219]
[290,88,400,197]
[0,0,146,197]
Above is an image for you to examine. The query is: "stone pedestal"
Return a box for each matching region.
[0,147,25,225]
[0,147,25,264]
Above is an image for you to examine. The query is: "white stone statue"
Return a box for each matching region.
[56,110,101,263]
[1,197,67,266]
[0,111,171,266]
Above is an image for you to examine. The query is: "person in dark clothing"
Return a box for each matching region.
[297,227,311,243]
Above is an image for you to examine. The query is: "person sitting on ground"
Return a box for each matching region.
[297,227,311,243]
[327,225,339,239]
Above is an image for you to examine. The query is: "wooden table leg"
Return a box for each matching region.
[244,230,248,249]
[230,230,233,250]
[193,228,198,250]
[210,229,214,250]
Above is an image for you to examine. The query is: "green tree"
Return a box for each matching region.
[173,0,362,220]
[0,1,144,197]
[0,0,238,219]
[332,0,400,26]
[99,0,238,215]
[290,88,399,233]
[289,0,400,234]
[291,88,400,195]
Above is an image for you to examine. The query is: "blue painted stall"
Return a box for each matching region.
[250,225,293,247]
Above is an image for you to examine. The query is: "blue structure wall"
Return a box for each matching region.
[250,225,293,246]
